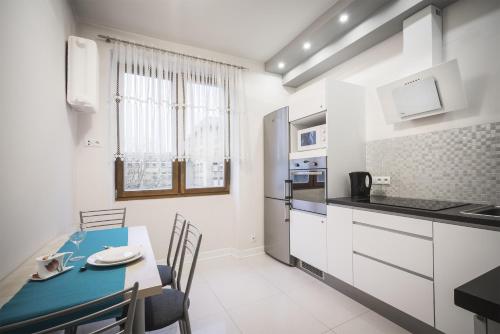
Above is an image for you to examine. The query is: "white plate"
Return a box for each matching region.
[93,245,141,263]
[87,252,143,267]
[30,266,74,281]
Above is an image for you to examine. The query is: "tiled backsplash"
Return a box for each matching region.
[366,122,500,204]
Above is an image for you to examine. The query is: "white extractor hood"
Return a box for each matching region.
[377,6,467,124]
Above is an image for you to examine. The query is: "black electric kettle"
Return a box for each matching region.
[349,172,372,199]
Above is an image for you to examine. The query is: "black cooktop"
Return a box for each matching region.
[357,196,467,211]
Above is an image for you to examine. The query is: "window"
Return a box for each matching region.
[112,44,238,200]
[183,81,228,192]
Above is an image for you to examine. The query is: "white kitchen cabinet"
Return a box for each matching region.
[350,208,435,326]
[434,222,500,334]
[289,78,365,198]
[290,209,327,272]
[352,222,434,278]
[289,80,326,122]
[325,80,365,198]
[327,205,353,284]
[353,254,435,326]
[352,209,433,237]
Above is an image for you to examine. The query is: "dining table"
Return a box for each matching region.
[0,226,162,333]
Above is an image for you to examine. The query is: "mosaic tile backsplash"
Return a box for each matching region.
[366,122,500,204]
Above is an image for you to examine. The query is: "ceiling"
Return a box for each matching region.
[265,0,395,74]
[71,0,337,62]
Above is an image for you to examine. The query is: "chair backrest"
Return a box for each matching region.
[176,222,202,307]
[80,208,127,231]
[166,213,187,268]
[0,282,139,334]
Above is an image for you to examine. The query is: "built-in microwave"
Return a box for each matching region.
[297,124,327,151]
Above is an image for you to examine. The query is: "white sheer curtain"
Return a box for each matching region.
[182,60,242,188]
[111,43,178,191]
[110,41,243,191]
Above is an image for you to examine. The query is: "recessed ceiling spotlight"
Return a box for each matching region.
[339,13,349,23]
[278,62,285,69]
[303,42,311,50]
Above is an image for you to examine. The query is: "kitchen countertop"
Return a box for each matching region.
[454,266,500,323]
[327,197,500,230]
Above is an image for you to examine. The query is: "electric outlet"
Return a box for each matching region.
[250,234,256,243]
[86,139,102,147]
[373,176,391,185]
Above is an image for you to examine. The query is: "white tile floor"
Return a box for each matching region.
[79,254,410,334]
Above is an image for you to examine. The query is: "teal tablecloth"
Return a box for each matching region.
[0,227,128,329]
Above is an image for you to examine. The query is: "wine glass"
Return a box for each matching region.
[69,230,87,262]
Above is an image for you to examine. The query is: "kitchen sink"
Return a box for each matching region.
[461,205,500,218]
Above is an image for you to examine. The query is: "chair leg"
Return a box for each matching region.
[178,319,186,334]
[184,311,192,334]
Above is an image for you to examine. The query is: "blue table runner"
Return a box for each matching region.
[0,227,128,328]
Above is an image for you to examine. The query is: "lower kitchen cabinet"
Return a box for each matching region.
[320,204,500,333]
[290,209,327,272]
[353,254,435,326]
[350,208,435,326]
[327,205,353,284]
[352,222,434,278]
[434,222,500,334]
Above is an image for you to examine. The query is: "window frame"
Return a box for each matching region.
[180,160,231,196]
[114,69,231,201]
[115,159,230,200]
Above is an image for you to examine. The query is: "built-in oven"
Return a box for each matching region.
[289,156,327,215]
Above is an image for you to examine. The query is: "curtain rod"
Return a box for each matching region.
[97,34,247,70]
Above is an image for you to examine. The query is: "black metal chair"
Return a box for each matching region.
[157,212,187,288]
[145,222,202,334]
[80,208,127,231]
[0,282,139,334]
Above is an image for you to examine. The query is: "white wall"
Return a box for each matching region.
[0,0,76,279]
[298,0,500,141]
[74,23,291,259]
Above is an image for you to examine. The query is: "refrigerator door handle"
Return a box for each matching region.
[284,202,290,223]
[284,180,293,200]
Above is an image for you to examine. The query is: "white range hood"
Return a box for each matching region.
[377,6,467,124]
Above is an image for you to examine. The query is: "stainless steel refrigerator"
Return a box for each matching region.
[264,107,294,265]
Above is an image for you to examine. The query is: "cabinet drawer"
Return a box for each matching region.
[290,210,327,271]
[353,209,432,237]
[353,223,433,278]
[353,254,434,326]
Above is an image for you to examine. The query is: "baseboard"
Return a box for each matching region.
[198,247,234,261]
[231,246,265,258]
[156,245,264,264]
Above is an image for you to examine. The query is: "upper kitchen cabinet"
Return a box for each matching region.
[326,79,365,198]
[289,80,326,122]
[289,77,365,196]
